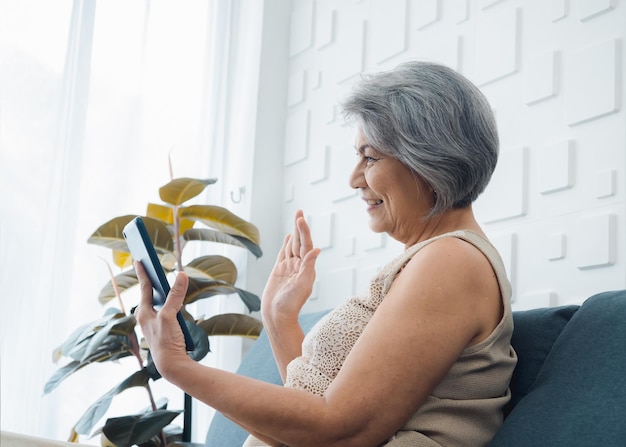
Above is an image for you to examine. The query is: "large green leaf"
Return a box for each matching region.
[179,205,260,246]
[183,228,262,258]
[55,309,123,361]
[159,177,217,206]
[80,315,136,362]
[102,410,181,447]
[44,335,133,394]
[87,215,136,251]
[184,278,236,304]
[233,288,261,312]
[186,320,210,362]
[43,360,82,395]
[184,277,260,311]
[74,370,151,435]
[98,270,141,305]
[137,424,183,447]
[88,215,174,254]
[197,314,262,339]
[186,255,237,284]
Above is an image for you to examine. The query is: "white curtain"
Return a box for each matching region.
[0,0,265,443]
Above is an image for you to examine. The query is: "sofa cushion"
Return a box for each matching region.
[504,304,579,415]
[489,290,626,446]
[205,310,330,447]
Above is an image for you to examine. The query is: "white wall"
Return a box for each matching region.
[249,0,625,314]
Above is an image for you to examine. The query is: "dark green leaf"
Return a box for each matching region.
[102,410,181,447]
[184,278,236,304]
[186,255,237,283]
[74,370,150,435]
[88,215,174,254]
[138,424,183,447]
[179,205,260,246]
[45,333,134,394]
[61,311,126,361]
[80,335,133,364]
[43,360,82,395]
[234,288,261,313]
[81,315,136,362]
[197,314,262,339]
[186,320,210,362]
[183,228,262,258]
[184,276,260,312]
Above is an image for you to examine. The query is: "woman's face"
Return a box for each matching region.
[349,127,434,244]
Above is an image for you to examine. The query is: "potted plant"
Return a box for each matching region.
[44,176,263,446]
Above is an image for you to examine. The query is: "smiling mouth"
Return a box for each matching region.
[365,199,383,206]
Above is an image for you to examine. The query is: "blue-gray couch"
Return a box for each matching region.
[206,290,626,446]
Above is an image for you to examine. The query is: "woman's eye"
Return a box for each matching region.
[355,150,379,164]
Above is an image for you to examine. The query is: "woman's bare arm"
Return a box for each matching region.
[137,236,502,447]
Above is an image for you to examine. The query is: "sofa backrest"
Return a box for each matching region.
[488,290,626,446]
[206,291,626,447]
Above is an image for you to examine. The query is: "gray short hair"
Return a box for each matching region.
[341,61,499,216]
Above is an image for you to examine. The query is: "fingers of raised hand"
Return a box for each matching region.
[291,212,303,258]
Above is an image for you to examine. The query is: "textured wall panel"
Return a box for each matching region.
[371,0,408,63]
[480,0,505,9]
[315,0,336,49]
[566,39,619,126]
[340,235,356,257]
[573,213,616,270]
[525,51,559,105]
[330,145,358,201]
[475,7,519,86]
[284,110,310,166]
[277,0,626,312]
[309,144,329,183]
[595,170,617,198]
[422,35,461,70]
[287,71,306,107]
[539,140,574,194]
[284,184,295,203]
[452,0,470,24]
[289,0,314,57]
[311,70,322,90]
[334,15,365,82]
[576,0,616,22]
[551,0,568,21]
[311,211,335,249]
[362,231,386,251]
[414,0,440,30]
[489,232,517,293]
[545,233,566,261]
[475,147,528,223]
[513,291,556,311]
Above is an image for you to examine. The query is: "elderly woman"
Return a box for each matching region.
[136,61,517,447]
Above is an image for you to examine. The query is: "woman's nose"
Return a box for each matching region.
[349,161,365,189]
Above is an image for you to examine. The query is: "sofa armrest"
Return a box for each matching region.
[489,290,626,446]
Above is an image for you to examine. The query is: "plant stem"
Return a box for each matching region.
[173,204,183,272]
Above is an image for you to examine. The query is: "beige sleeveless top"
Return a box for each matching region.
[243,230,517,447]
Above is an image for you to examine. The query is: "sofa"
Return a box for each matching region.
[206,289,626,446]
